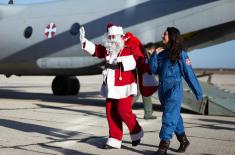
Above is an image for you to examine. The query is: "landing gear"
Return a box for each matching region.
[52,76,80,96]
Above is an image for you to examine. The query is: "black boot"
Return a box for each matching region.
[176,132,190,153]
[132,139,141,146]
[153,140,170,155]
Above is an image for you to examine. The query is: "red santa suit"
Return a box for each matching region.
[81,24,144,148]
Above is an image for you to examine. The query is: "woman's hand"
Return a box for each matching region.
[156,47,164,54]
[146,48,155,55]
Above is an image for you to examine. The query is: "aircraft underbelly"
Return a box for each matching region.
[0,56,103,76]
[36,57,102,69]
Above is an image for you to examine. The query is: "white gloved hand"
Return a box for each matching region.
[79,26,95,54]
[79,26,86,44]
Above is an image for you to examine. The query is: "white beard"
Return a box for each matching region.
[103,34,124,56]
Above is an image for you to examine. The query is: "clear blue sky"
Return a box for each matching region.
[1,0,235,69]
[189,40,235,69]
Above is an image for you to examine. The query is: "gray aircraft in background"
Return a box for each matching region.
[0,0,235,98]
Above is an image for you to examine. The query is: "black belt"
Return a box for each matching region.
[105,63,118,69]
[105,63,123,70]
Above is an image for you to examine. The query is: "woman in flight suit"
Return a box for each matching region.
[149,27,203,155]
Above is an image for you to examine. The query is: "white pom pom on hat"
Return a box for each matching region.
[106,23,124,36]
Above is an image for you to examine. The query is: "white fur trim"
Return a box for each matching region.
[83,39,95,55]
[108,26,124,36]
[120,55,136,71]
[143,72,159,87]
[100,82,137,99]
[105,55,110,61]
[116,57,121,63]
[100,69,137,99]
[130,128,144,141]
[106,137,122,148]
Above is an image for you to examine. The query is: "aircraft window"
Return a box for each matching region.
[70,23,80,36]
[24,26,33,39]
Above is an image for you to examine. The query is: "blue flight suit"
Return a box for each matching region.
[149,50,203,141]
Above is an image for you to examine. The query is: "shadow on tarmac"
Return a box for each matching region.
[198,118,235,125]
[0,118,99,154]
[39,143,97,155]
[36,103,107,118]
[0,88,199,154]
[0,117,120,154]
[184,119,235,132]
[0,118,84,138]
[0,88,198,114]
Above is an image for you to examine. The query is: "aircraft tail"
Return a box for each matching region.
[0,4,26,18]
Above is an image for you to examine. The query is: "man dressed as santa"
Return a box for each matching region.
[79,23,145,149]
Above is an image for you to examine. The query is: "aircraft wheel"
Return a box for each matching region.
[52,76,80,96]
[68,76,80,95]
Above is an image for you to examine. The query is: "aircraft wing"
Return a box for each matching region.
[183,21,235,51]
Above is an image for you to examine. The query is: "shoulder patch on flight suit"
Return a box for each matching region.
[186,58,191,65]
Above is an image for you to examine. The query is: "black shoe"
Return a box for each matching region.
[103,144,116,149]
[132,139,141,146]
[144,115,157,120]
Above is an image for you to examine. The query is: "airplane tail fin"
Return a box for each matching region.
[0,4,26,18]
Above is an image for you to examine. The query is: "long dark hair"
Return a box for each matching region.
[166,27,183,64]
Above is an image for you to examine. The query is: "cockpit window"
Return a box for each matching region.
[70,23,80,36]
[24,26,33,39]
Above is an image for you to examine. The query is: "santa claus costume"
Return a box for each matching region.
[80,24,146,149]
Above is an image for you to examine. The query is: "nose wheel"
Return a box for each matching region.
[52,76,80,96]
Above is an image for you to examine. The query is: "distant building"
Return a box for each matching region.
[8,0,14,4]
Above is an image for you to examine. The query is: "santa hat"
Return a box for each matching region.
[107,23,124,36]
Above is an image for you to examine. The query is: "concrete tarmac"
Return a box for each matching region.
[0,75,234,155]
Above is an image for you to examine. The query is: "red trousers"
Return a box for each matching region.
[106,95,143,148]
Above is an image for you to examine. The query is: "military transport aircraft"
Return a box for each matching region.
[0,0,235,116]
